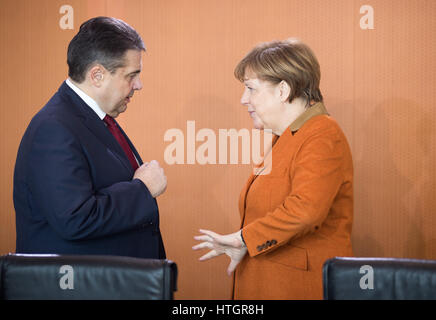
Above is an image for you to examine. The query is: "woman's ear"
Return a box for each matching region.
[278,80,291,102]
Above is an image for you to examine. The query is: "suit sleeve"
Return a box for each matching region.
[27,116,157,241]
[242,128,346,257]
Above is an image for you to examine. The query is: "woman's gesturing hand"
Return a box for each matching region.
[193,229,248,276]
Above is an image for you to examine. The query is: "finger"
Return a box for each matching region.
[193,235,214,242]
[192,242,213,250]
[199,250,222,261]
[199,229,237,247]
[227,259,240,276]
[199,229,221,239]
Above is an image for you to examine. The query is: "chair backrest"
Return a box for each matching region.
[0,253,177,300]
[323,257,436,300]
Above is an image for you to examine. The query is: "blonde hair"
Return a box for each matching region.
[234,38,323,105]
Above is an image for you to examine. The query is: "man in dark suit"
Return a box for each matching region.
[13,17,167,259]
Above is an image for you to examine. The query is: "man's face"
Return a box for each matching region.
[99,49,143,118]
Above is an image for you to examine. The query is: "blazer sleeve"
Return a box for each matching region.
[27,116,157,241]
[242,127,346,257]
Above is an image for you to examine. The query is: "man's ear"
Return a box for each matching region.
[278,80,291,103]
[89,65,105,87]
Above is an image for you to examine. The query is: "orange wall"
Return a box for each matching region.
[0,0,435,299]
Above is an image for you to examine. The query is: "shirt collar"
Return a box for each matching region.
[289,102,329,132]
[66,78,106,120]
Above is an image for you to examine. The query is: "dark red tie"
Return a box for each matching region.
[103,115,139,170]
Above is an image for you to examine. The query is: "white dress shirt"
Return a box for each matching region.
[66,78,106,120]
[65,78,140,166]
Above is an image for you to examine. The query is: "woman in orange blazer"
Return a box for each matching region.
[193,39,353,300]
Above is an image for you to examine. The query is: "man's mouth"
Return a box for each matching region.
[125,95,133,103]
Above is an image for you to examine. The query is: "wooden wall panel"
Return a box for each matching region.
[0,0,435,299]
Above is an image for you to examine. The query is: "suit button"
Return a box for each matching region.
[142,221,153,228]
[266,240,271,247]
[257,245,263,252]
[271,239,277,245]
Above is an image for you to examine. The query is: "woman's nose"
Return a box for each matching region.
[240,89,249,105]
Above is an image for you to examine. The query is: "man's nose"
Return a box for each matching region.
[133,78,143,90]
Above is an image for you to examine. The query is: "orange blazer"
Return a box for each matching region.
[233,102,354,300]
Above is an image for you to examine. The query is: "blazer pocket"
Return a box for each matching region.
[266,244,308,271]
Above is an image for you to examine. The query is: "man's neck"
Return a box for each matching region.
[66,78,106,120]
[69,79,97,102]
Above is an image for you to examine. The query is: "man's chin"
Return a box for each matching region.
[113,105,128,118]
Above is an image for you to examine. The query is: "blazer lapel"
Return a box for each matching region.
[239,134,278,227]
[239,103,330,228]
[239,172,255,225]
[263,102,330,175]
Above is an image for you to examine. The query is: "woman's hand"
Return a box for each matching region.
[193,229,248,276]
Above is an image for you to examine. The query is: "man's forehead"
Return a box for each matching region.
[123,50,142,72]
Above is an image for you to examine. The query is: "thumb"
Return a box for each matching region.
[227,259,239,276]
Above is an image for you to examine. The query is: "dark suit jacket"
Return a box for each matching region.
[13,81,166,259]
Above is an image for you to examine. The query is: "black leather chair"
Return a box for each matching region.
[323,257,436,300]
[0,253,177,300]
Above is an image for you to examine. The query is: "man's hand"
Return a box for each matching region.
[193,229,248,276]
[133,160,167,198]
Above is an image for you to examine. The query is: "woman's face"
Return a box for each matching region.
[240,74,283,131]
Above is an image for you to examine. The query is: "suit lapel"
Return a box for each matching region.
[59,82,135,175]
[85,116,135,174]
[113,118,143,166]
